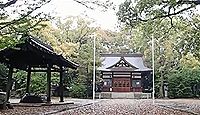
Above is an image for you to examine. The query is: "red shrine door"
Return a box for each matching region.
[112,78,131,92]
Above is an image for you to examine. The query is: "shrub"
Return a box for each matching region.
[168,68,200,98]
[69,83,86,98]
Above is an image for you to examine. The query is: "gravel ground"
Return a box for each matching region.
[1,99,200,115]
[156,99,200,114]
[60,99,200,115]
[0,103,78,115]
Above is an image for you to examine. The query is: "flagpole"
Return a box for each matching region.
[152,35,155,102]
[93,34,96,101]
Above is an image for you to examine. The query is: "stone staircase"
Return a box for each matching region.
[95,92,152,99]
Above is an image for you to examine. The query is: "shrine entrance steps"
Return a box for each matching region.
[95,92,152,99]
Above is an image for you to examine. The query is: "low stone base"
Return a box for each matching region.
[95,92,152,99]
[0,102,14,109]
[20,94,46,103]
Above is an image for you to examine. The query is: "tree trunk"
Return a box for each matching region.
[159,72,164,98]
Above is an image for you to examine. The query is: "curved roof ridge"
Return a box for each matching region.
[106,57,138,69]
[100,53,143,57]
[27,35,54,53]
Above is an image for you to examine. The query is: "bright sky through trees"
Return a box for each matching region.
[40,0,123,31]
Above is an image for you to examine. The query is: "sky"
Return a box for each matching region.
[40,0,123,31]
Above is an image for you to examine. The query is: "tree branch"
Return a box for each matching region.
[76,25,87,40]
[162,0,200,5]
[169,16,174,29]
[73,0,94,10]
[73,0,114,11]
[0,0,18,9]
[0,0,51,31]
[138,5,195,22]
[0,11,33,30]
[26,20,43,31]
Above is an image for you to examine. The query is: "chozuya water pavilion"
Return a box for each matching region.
[0,35,78,105]
[98,54,152,95]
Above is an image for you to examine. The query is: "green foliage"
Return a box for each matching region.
[0,64,8,91]
[34,16,97,58]
[36,16,102,98]
[69,83,87,98]
[0,17,49,50]
[168,67,200,98]
[113,14,200,98]
[13,71,59,97]
[13,71,27,97]
[180,53,200,69]
[175,15,200,58]
[0,16,101,98]
[29,73,47,94]
[167,54,200,98]
[0,0,51,49]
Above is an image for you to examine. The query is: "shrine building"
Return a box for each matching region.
[98,53,152,93]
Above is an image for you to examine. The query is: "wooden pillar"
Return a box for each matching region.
[111,72,113,92]
[47,64,51,103]
[141,72,145,92]
[26,67,31,94]
[59,66,64,102]
[130,72,132,91]
[5,66,13,102]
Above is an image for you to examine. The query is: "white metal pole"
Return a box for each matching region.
[93,35,96,101]
[152,35,155,101]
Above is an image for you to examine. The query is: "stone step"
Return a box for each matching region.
[95,92,151,99]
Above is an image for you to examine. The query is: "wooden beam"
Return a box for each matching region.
[5,66,13,102]
[28,69,62,72]
[59,66,64,102]
[26,67,31,94]
[25,66,68,72]
[47,64,51,103]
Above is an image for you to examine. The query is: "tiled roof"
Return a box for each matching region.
[0,35,78,70]
[98,53,151,72]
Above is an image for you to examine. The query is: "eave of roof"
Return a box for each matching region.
[0,35,78,70]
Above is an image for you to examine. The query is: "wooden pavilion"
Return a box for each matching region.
[98,54,152,93]
[0,35,78,104]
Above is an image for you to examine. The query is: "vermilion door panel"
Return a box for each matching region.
[112,78,131,92]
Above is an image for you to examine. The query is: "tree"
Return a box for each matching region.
[0,0,115,50]
[116,0,200,98]
[175,15,200,59]
[95,28,134,53]
[0,0,52,31]
[168,66,200,98]
[0,0,52,50]
[32,16,103,98]
[115,15,200,97]
[117,0,200,27]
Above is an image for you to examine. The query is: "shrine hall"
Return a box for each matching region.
[98,54,152,93]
